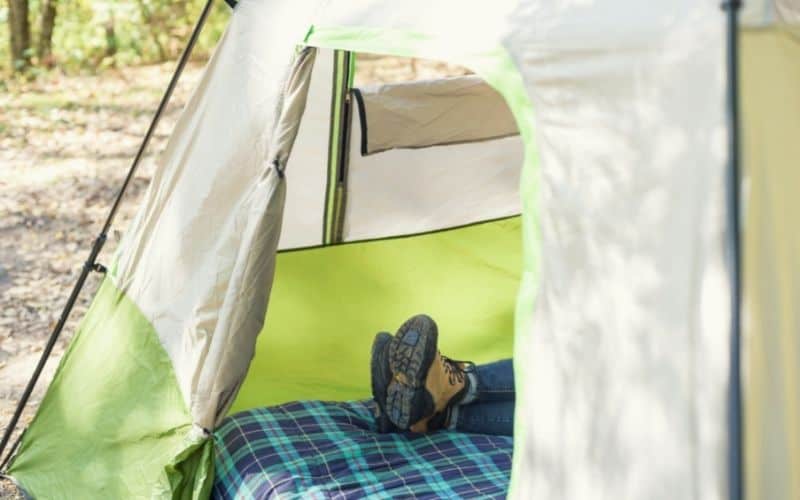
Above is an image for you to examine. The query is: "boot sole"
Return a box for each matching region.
[370,332,398,433]
[386,315,438,429]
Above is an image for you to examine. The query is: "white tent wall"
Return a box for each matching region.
[343,78,523,242]
[276,55,526,247]
[278,48,334,250]
[504,2,731,499]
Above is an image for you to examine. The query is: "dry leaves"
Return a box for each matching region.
[0,62,204,473]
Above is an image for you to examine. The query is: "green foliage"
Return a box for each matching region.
[0,0,229,75]
[1,7,9,70]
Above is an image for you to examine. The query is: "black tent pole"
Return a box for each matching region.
[0,0,215,468]
[722,1,743,500]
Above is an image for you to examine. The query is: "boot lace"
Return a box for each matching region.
[440,354,474,386]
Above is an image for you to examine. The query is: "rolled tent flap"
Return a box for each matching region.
[109,4,318,431]
[352,75,519,155]
[192,46,317,425]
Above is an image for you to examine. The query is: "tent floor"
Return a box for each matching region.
[213,400,512,499]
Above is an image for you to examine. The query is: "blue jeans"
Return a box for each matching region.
[452,359,514,436]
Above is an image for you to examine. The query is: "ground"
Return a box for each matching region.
[0,62,200,499]
[0,55,465,497]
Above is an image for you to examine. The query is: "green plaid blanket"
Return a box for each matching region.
[213,400,512,499]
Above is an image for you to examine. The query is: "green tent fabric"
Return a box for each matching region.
[233,216,522,411]
[8,280,211,498]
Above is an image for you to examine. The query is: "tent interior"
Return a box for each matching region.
[214,49,525,497]
[230,48,523,413]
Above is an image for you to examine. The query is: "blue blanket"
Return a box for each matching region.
[213,400,512,499]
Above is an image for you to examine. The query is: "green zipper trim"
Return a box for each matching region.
[323,50,352,244]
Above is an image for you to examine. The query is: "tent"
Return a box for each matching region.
[1,0,798,498]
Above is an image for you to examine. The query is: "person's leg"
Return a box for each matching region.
[461,358,515,404]
[450,400,514,436]
[447,359,515,436]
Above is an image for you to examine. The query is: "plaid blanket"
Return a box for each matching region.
[213,400,512,499]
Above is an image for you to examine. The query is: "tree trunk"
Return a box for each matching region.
[104,13,117,61]
[6,0,31,70]
[38,0,57,66]
[134,0,166,62]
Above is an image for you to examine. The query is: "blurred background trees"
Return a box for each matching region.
[1,0,229,77]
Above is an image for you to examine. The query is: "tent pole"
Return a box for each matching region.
[0,0,216,468]
[722,1,743,500]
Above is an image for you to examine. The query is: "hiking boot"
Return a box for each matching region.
[370,332,399,433]
[409,408,451,433]
[422,353,472,414]
[385,314,472,430]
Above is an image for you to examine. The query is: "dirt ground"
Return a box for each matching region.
[0,61,202,499]
[0,55,465,497]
